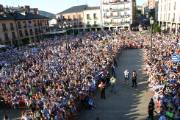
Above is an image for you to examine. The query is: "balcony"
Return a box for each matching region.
[93,24,99,27]
[103,15,110,19]
[87,17,91,20]
[103,9,109,12]
[86,24,91,28]
[124,8,130,10]
[110,8,124,12]
[111,15,120,19]
[103,0,130,5]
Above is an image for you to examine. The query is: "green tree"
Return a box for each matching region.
[152,22,161,33]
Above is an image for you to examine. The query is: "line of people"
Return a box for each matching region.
[144,33,180,120]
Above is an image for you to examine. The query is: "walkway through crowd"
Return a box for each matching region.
[80,49,153,120]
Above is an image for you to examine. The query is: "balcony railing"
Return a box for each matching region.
[103,9,109,12]
[87,17,91,20]
[86,24,91,28]
[103,0,130,5]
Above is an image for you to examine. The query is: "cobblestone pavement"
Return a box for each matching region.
[79,49,153,120]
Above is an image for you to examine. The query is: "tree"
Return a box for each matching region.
[152,22,161,33]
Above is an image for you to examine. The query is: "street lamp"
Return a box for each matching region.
[150,17,154,61]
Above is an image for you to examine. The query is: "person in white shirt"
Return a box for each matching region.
[124,69,129,84]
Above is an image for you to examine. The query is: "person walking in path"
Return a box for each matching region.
[131,70,137,88]
[110,76,116,93]
[124,69,129,84]
[98,81,106,99]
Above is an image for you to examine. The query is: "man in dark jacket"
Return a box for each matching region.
[148,98,155,120]
[132,70,137,88]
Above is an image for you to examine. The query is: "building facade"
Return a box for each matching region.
[56,5,102,31]
[155,1,158,21]
[101,0,136,29]
[56,5,86,31]
[148,0,155,9]
[0,17,18,45]
[158,0,180,33]
[0,5,49,45]
[83,7,102,29]
[142,2,149,16]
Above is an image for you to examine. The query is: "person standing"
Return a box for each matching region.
[110,76,116,93]
[3,113,9,120]
[131,70,137,88]
[98,81,106,99]
[148,98,155,120]
[124,69,129,84]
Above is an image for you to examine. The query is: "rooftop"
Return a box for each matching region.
[0,12,14,20]
[0,12,49,20]
[59,5,88,14]
[58,5,100,14]
[85,6,100,10]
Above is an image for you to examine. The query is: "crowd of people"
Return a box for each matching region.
[1,30,139,119]
[144,34,180,120]
[2,29,178,120]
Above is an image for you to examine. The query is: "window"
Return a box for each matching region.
[4,33,9,40]
[25,29,28,36]
[2,23,7,32]
[30,29,33,35]
[10,23,14,30]
[78,14,81,19]
[87,14,90,19]
[173,13,175,22]
[94,21,97,25]
[23,21,27,28]
[34,20,37,26]
[87,21,90,25]
[174,2,176,10]
[68,16,70,19]
[35,28,38,34]
[73,15,76,19]
[28,20,32,27]
[19,30,23,37]
[93,13,97,19]
[12,32,16,39]
[17,21,21,29]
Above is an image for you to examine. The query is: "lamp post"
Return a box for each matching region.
[150,17,154,61]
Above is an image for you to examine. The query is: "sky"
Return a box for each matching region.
[0,0,146,14]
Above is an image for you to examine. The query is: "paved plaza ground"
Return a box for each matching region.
[79,49,153,120]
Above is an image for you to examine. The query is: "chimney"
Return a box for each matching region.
[0,4,4,13]
[34,8,39,15]
[25,5,30,14]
